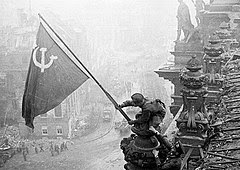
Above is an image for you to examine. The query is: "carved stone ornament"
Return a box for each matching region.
[177,56,210,139]
[180,56,207,89]
[204,34,224,57]
[215,21,232,40]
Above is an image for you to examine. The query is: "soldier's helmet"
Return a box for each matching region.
[131,93,144,105]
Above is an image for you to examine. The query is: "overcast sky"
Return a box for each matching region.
[30,0,203,27]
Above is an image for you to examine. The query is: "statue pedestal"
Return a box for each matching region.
[121,134,161,170]
[155,65,183,116]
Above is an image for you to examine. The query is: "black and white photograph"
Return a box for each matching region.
[0,0,240,169]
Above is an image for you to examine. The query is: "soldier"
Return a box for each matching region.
[118,93,165,128]
[49,142,54,156]
[63,141,68,150]
[39,144,44,152]
[22,142,29,155]
[17,141,22,153]
[17,142,21,153]
[176,0,194,42]
[60,142,64,152]
[34,145,38,154]
[192,0,205,26]
[25,145,29,154]
[118,94,163,130]
[54,144,60,155]
[118,93,173,151]
[22,147,27,161]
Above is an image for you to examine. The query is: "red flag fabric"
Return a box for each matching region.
[22,23,89,129]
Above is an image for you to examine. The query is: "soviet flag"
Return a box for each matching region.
[22,22,89,129]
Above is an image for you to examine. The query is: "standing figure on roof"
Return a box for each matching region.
[176,0,194,42]
[192,0,205,26]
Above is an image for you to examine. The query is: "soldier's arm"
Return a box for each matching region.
[156,99,166,108]
[159,105,166,120]
[156,99,166,120]
[119,100,135,108]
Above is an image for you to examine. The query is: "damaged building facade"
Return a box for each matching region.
[0,1,89,139]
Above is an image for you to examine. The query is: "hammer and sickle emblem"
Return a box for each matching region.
[32,47,58,72]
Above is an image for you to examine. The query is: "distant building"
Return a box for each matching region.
[0,2,89,139]
[19,89,83,139]
[0,8,37,128]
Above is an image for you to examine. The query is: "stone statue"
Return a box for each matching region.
[192,0,205,26]
[176,0,194,42]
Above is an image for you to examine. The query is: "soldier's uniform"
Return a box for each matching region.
[119,93,166,133]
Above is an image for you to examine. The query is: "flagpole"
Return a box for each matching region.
[38,13,131,122]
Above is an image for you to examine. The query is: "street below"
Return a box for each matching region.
[2,117,129,170]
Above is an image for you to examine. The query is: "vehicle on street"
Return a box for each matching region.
[102,110,111,122]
